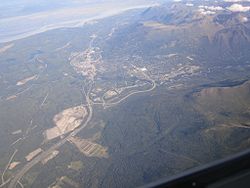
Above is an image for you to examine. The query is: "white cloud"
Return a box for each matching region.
[227,3,250,12]
[207,6,224,11]
[199,5,224,11]
[198,8,216,15]
[224,0,250,2]
[198,5,224,15]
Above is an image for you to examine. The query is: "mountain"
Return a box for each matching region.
[1,1,250,188]
[137,1,250,62]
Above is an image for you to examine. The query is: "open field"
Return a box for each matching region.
[68,136,108,158]
[8,162,20,170]
[25,148,43,162]
[44,106,87,141]
[16,75,38,86]
[41,150,59,165]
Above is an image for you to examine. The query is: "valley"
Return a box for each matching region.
[0,0,250,187]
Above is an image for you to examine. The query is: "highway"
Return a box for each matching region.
[8,87,93,188]
[8,73,156,188]
[104,65,156,108]
[7,39,157,188]
[8,34,98,188]
[104,79,156,108]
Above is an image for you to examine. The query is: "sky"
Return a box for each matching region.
[1,0,249,43]
[0,0,165,43]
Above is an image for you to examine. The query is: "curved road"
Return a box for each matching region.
[104,68,156,108]
[8,54,157,188]
[104,80,156,108]
[8,92,93,188]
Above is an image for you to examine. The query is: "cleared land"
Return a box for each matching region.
[16,75,37,86]
[11,130,22,135]
[6,95,17,101]
[8,162,20,170]
[68,136,108,158]
[25,148,43,162]
[44,106,87,140]
[41,150,59,165]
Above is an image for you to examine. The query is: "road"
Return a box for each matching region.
[7,40,157,188]
[104,79,156,108]
[8,87,93,188]
[8,75,155,188]
[104,65,156,108]
[8,35,98,188]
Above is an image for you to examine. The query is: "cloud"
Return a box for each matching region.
[224,0,250,2]
[198,5,224,15]
[227,3,250,12]
[198,9,216,15]
[199,5,224,11]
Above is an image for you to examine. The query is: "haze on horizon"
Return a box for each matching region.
[0,0,165,43]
